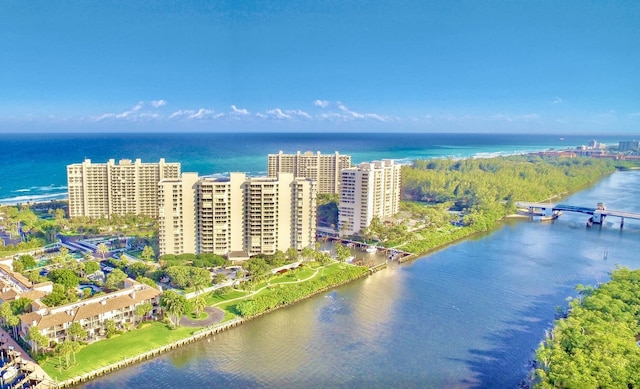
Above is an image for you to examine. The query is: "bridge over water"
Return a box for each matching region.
[515,201,640,227]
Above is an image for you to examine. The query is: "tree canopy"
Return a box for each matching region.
[535,267,640,388]
[402,156,615,233]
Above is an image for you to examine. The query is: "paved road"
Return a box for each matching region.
[179,306,225,327]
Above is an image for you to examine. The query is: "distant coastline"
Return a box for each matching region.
[2,132,611,205]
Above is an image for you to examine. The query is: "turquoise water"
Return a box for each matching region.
[77,170,640,388]
[3,132,639,387]
[0,132,622,204]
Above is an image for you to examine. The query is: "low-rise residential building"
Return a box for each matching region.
[0,263,52,304]
[19,279,161,346]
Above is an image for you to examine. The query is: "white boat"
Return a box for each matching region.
[2,366,18,382]
[364,246,377,253]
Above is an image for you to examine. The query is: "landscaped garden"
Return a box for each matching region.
[38,260,367,381]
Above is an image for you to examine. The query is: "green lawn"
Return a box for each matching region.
[40,261,361,382]
[205,289,248,305]
[41,321,198,381]
[269,268,316,284]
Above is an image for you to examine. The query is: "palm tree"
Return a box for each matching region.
[96,242,109,260]
[67,322,87,342]
[56,341,74,369]
[135,302,153,327]
[192,294,206,317]
[193,273,210,294]
[6,315,19,338]
[161,290,186,327]
[28,326,49,356]
[0,302,11,327]
[141,245,155,262]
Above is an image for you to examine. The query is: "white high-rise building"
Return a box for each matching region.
[267,151,351,194]
[67,158,180,218]
[158,172,317,259]
[338,160,401,236]
[158,172,199,256]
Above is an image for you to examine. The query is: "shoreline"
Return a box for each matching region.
[56,267,370,387]
[22,168,624,385]
[49,220,512,386]
[47,188,612,385]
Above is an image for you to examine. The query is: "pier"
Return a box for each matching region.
[515,201,640,227]
[321,236,413,262]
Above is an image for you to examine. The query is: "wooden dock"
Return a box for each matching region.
[0,328,56,389]
[323,236,413,261]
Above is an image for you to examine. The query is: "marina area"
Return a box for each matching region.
[0,329,53,389]
[318,237,413,266]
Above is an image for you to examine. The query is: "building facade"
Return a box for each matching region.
[619,140,639,152]
[19,279,161,346]
[67,158,180,218]
[338,160,401,236]
[267,151,351,194]
[158,172,199,256]
[159,172,317,259]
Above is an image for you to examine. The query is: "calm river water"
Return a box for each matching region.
[81,170,640,389]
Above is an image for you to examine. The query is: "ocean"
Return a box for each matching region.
[0,132,622,205]
[2,131,639,388]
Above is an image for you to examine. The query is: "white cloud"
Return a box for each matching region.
[89,99,391,126]
[168,110,188,119]
[314,100,330,108]
[266,108,291,119]
[323,102,390,122]
[230,105,250,115]
[292,109,312,119]
[169,108,223,120]
[553,97,563,104]
[94,101,146,121]
[260,108,313,120]
[190,108,213,119]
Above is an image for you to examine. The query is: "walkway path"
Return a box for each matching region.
[178,264,328,327]
[211,265,325,307]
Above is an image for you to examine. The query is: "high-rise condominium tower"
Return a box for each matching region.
[67,158,180,218]
[158,172,317,259]
[338,160,401,236]
[267,151,351,194]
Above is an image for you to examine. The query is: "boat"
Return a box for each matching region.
[536,211,562,222]
[364,246,377,253]
[2,366,18,382]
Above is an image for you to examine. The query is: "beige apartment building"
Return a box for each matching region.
[338,160,402,236]
[267,151,351,194]
[19,279,161,346]
[159,172,317,259]
[67,158,180,218]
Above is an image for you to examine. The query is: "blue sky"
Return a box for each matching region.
[1,1,639,133]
